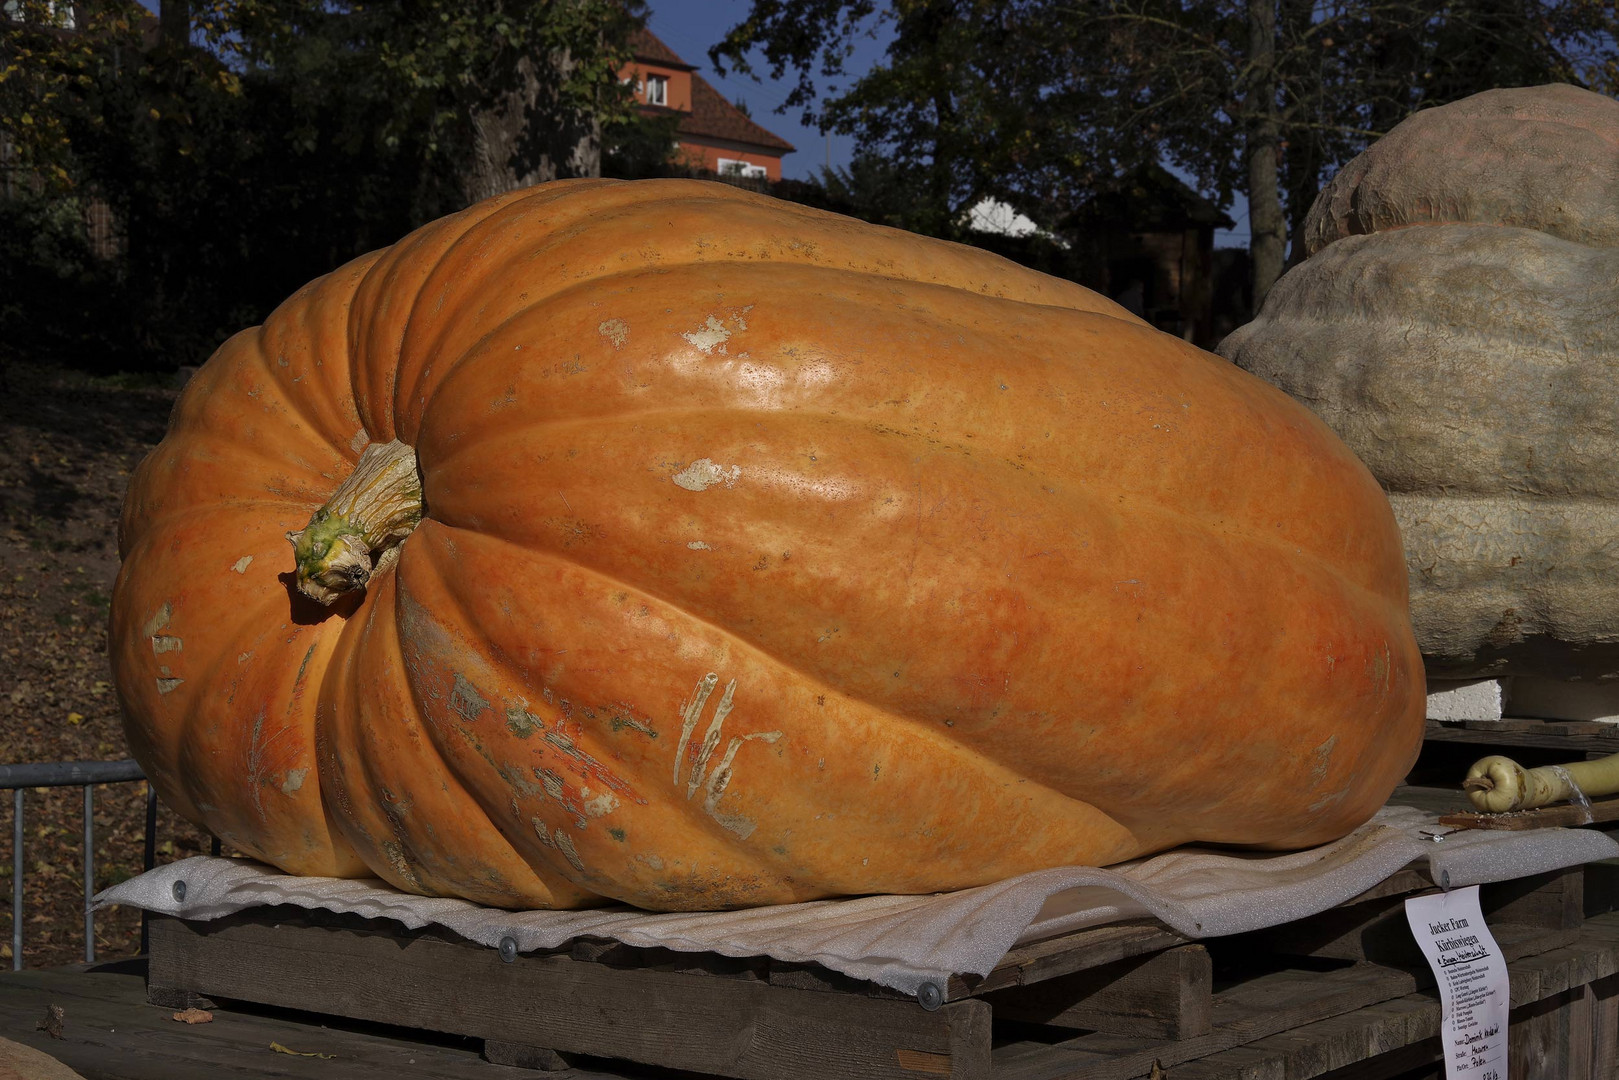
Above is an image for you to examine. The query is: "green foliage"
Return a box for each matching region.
[197,0,645,162]
[714,0,1619,253]
[0,193,131,363]
[602,106,684,178]
[818,152,952,236]
[716,2,1102,228]
[2,0,645,371]
[0,0,148,192]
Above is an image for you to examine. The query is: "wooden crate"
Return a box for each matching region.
[1425,718,1619,757]
[145,865,1617,1080]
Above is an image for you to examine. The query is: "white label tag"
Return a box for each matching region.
[1403,885,1509,1080]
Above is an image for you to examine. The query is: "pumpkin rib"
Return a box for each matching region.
[256,260,379,457]
[384,531,752,892]
[384,259,1149,452]
[236,321,357,463]
[164,584,349,865]
[122,497,329,542]
[371,182,1143,443]
[406,506,1366,843]
[385,524,922,905]
[376,194,612,432]
[347,185,590,441]
[398,262,1395,597]
[414,401,1401,616]
[393,523,850,872]
[160,357,354,481]
[378,181,702,436]
[390,520,1150,904]
[318,562,599,907]
[403,264,1151,464]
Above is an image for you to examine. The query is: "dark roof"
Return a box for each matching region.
[1068,164,1234,232]
[628,27,696,72]
[680,74,795,155]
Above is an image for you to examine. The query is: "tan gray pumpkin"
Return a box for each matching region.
[1221,85,1619,680]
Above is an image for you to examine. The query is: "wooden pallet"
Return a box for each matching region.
[1425,717,1619,755]
[141,863,1616,1079]
[1439,796,1619,831]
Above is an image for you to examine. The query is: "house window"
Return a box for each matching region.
[717,158,767,180]
[645,75,668,106]
[3,0,74,26]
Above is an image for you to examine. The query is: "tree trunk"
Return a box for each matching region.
[1279,0,1323,270]
[1244,0,1286,309]
[159,0,188,47]
[462,49,602,207]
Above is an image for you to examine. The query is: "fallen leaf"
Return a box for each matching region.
[270,1042,334,1059]
[66,712,83,725]
[171,1008,213,1024]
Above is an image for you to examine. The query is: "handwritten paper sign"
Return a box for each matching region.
[1404,885,1509,1079]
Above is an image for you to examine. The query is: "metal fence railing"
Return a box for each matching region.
[1,759,152,971]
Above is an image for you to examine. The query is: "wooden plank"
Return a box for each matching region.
[992,917,1619,1080]
[992,961,1425,1080]
[1249,868,1581,964]
[147,913,991,1080]
[570,936,768,981]
[1591,974,1619,1080]
[1489,865,1584,930]
[0,967,542,1079]
[1337,863,1433,906]
[482,1040,570,1070]
[1506,989,1592,1080]
[1174,964,1612,1080]
[1425,718,1619,753]
[1386,783,1475,818]
[986,945,1212,1039]
[946,920,1189,1000]
[1160,992,1443,1080]
[766,961,905,998]
[1440,796,1619,831]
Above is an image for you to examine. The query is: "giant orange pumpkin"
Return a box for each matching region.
[112,179,1424,910]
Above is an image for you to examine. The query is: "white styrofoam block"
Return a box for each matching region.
[1426,678,1507,722]
[1507,678,1619,723]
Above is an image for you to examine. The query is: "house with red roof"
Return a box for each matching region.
[620,28,795,182]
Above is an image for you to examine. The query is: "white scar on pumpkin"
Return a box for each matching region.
[672,673,781,839]
[141,603,172,639]
[598,318,629,349]
[232,555,254,574]
[533,819,587,872]
[682,316,730,354]
[673,459,741,491]
[147,604,183,692]
[583,789,619,818]
[680,307,753,355]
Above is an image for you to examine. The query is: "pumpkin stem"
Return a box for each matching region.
[286,439,422,605]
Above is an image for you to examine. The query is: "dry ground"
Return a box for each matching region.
[0,360,212,968]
